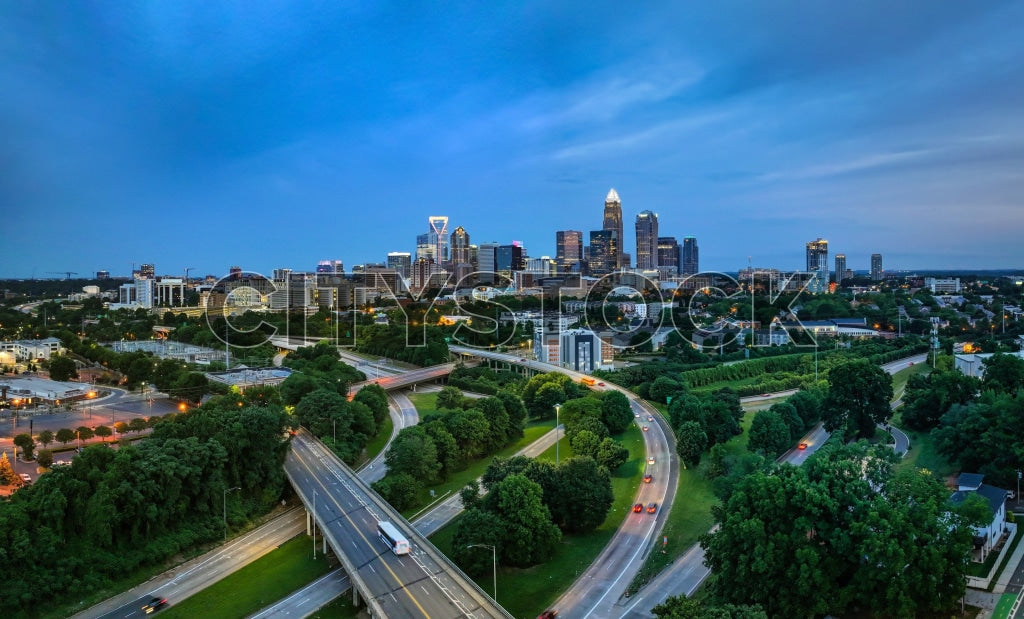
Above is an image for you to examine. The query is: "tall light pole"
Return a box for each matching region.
[312,489,318,559]
[466,544,497,603]
[554,404,561,465]
[223,486,240,541]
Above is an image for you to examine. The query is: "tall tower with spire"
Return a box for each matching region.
[602,189,624,269]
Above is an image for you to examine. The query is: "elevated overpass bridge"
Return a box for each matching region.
[286,429,511,618]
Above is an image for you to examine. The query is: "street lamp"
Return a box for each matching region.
[223,486,240,541]
[554,404,561,465]
[466,543,497,603]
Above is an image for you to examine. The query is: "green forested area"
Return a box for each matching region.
[0,400,290,615]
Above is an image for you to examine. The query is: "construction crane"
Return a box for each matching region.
[47,271,79,280]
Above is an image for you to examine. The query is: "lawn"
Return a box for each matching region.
[408,391,442,418]
[890,361,930,402]
[158,535,331,619]
[428,425,646,618]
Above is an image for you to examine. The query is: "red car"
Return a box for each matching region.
[646,502,658,514]
[538,611,558,619]
[643,474,653,483]
[642,425,649,432]
[633,503,644,513]
[798,442,808,450]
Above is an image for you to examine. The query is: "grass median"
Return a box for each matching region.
[157,535,331,619]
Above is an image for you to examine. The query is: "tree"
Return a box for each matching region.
[747,410,791,458]
[901,369,979,431]
[384,426,440,483]
[128,417,148,433]
[601,390,634,434]
[594,438,629,472]
[14,433,36,460]
[653,596,767,619]
[48,354,78,382]
[436,385,465,410]
[76,425,94,443]
[94,425,113,442]
[485,474,561,567]
[822,360,894,439]
[981,353,1024,394]
[701,445,975,618]
[0,452,18,485]
[371,472,422,511]
[55,428,76,445]
[548,457,614,533]
[649,376,683,404]
[676,421,707,467]
[452,508,506,576]
[37,429,54,448]
[36,449,53,469]
[495,391,527,440]
[569,430,602,459]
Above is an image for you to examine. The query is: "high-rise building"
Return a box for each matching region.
[805,238,829,293]
[96,270,110,280]
[603,189,624,269]
[138,263,155,279]
[834,254,846,286]
[316,260,343,274]
[450,226,471,265]
[682,237,699,275]
[871,253,883,281]
[657,237,679,273]
[496,243,525,273]
[556,230,583,271]
[477,242,499,283]
[635,210,659,270]
[588,229,618,276]
[428,216,449,264]
[387,252,412,278]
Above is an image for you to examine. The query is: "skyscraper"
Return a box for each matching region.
[477,242,499,284]
[603,189,624,269]
[657,237,679,273]
[428,216,449,264]
[635,210,659,270]
[834,254,846,286]
[806,238,829,293]
[871,253,883,280]
[386,252,412,278]
[588,230,617,276]
[496,243,525,274]
[450,226,471,265]
[682,237,699,275]
[556,230,583,271]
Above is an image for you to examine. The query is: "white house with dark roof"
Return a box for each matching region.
[950,473,1009,561]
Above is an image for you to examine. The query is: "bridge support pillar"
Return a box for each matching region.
[323,535,327,555]
[306,510,311,536]
[353,585,360,606]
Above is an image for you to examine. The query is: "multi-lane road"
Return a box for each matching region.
[286,429,510,618]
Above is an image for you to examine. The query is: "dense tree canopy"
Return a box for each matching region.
[900,369,979,431]
[701,444,978,618]
[822,360,894,439]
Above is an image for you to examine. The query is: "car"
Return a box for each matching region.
[798,442,808,450]
[648,456,655,465]
[908,362,915,366]
[634,411,640,417]
[142,597,167,614]
[538,611,558,619]
[19,473,31,484]
[633,502,644,513]
[598,382,605,387]
[761,393,770,397]
[642,425,649,432]
[643,474,653,483]
[647,415,654,422]
[646,502,658,514]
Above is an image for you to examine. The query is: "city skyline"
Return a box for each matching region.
[3,3,1024,278]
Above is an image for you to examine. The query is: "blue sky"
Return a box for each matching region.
[3,1,1023,279]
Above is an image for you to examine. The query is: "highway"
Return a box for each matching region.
[348,363,457,396]
[286,428,510,618]
[73,508,306,619]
